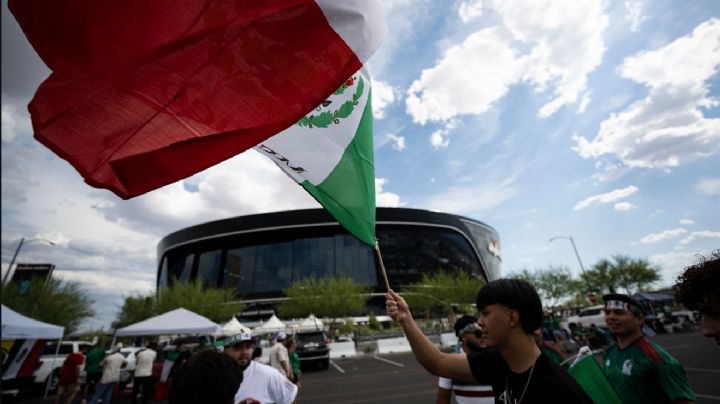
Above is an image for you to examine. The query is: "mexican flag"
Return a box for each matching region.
[569,355,622,404]
[256,68,376,246]
[9,0,386,199]
[1,339,46,380]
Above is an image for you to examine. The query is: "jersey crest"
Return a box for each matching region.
[622,359,633,375]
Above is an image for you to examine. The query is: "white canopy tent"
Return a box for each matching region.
[1,305,64,398]
[1,304,65,340]
[221,317,250,336]
[252,315,288,335]
[115,308,222,337]
[299,314,324,331]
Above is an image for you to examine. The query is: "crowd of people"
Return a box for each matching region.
[50,252,718,403]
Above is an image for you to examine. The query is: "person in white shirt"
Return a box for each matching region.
[269,332,291,378]
[88,344,127,404]
[132,342,158,404]
[223,331,297,404]
[437,316,494,404]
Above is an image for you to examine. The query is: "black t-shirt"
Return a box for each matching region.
[467,350,592,403]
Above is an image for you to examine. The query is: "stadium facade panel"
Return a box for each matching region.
[156,208,501,302]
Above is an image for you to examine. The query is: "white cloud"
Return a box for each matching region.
[679,230,720,245]
[458,0,483,23]
[641,228,687,244]
[386,134,406,151]
[367,0,432,78]
[406,0,607,124]
[1,104,17,143]
[574,19,720,170]
[624,0,646,32]
[648,250,707,285]
[407,27,520,125]
[574,185,638,210]
[430,128,451,148]
[591,162,631,182]
[420,176,517,216]
[577,92,591,114]
[614,201,636,211]
[375,178,404,207]
[696,178,720,195]
[372,80,397,119]
[679,219,694,225]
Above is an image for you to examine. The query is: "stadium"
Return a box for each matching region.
[156,207,501,318]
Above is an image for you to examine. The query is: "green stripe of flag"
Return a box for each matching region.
[301,89,376,246]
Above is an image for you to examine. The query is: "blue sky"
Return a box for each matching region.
[2,0,719,329]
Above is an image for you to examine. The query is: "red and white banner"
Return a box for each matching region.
[9,0,386,198]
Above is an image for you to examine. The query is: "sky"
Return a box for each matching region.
[2,0,719,330]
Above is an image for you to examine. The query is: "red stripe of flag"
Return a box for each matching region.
[16,340,46,379]
[10,0,361,198]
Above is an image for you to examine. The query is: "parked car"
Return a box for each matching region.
[34,340,94,392]
[566,305,607,329]
[295,331,330,370]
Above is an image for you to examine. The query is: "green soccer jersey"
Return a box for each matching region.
[603,336,696,403]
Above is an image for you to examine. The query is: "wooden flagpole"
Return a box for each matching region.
[375,242,391,291]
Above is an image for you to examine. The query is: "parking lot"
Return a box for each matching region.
[4,330,719,403]
[299,330,720,403]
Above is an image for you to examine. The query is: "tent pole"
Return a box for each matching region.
[110,333,117,350]
[43,337,62,399]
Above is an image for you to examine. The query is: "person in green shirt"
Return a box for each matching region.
[602,293,697,403]
[83,345,106,396]
[284,337,300,384]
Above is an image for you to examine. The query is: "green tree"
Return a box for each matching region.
[155,280,245,323]
[403,271,483,324]
[510,267,581,309]
[612,255,660,294]
[2,277,95,334]
[277,276,370,337]
[580,258,619,294]
[580,255,660,295]
[368,312,381,331]
[278,276,370,318]
[112,294,156,329]
[535,265,582,308]
[276,276,370,319]
[113,280,245,326]
[512,268,539,285]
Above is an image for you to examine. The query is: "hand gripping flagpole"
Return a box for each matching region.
[374,241,391,291]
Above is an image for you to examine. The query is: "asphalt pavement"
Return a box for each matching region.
[4,330,719,403]
[298,330,720,403]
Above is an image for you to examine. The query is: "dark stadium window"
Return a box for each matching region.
[226,246,256,295]
[292,237,334,281]
[158,257,169,289]
[167,253,194,282]
[334,234,377,286]
[197,250,222,287]
[378,227,481,287]
[253,241,293,293]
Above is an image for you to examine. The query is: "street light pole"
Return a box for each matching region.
[2,237,56,286]
[550,236,590,290]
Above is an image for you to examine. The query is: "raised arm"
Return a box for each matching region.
[386,290,475,383]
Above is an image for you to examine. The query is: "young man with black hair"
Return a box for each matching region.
[168,349,243,404]
[674,251,720,345]
[602,293,696,403]
[387,278,591,403]
[436,315,494,404]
